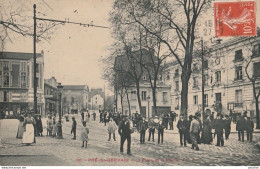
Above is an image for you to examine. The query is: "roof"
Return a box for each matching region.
[0,52,42,60]
[63,85,87,90]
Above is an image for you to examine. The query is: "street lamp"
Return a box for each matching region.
[57,83,63,139]
[147,95,150,119]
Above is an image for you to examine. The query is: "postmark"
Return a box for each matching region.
[214,1,256,37]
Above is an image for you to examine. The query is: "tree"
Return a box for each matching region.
[0,0,60,50]
[110,0,208,118]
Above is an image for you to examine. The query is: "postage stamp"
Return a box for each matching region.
[214,1,256,37]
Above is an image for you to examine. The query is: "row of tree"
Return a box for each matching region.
[102,0,208,118]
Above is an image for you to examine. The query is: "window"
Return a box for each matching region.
[71,97,75,104]
[193,77,198,88]
[193,63,199,73]
[252,44,260,57]
[175,81,179,91]
[3,72,9,86]
[174,69,179,77]
[235,90,242,103]
[204,94,208,107]
[166,72,170,80]
[21,72,26,87]
[253,62,260,78]
[203,74,209,86]
[141,91,147,100]
[162,92,168,102]
[143,76,147,81]
[203,60,208,69]
[235,49,243,61]
[175,97,179,110]
[131,91,136,100]
[235,66,243,80]
[215,71,221,82]
[3,62,9,71]
[193,95,198,105]
[4,91,9,102]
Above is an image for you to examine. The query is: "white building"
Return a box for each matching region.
[162,32,260,121]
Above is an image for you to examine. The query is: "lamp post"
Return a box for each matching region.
[57,83,63,139]
[147,96,150,119]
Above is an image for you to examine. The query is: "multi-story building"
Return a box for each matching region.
[44,77,59,117]
[162,31,260,121]
[0,51,44,118]
[62,85,89,114]
[88,88,104,110]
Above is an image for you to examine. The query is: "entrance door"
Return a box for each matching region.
[215,93,222,103]
[141,106,146,118]
[215,93,222,113]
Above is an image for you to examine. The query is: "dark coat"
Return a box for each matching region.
[118,119,132,136]
[36,118,43,133]
[236,118,247,131]
[246,120,254,132]
[157,123,165,132]
[224,119,231,130]
[214,118,224,134]
[138,120,148,133]
[177,119,188,133]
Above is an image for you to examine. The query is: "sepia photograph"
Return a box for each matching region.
[0,0,260,167]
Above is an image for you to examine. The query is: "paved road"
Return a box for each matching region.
[1,114,260,166]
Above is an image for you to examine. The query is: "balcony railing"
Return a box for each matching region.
[234,103,243,107]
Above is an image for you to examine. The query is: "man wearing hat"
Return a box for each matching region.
[214,113,224,146]
[118,115,133,155]
[138,117,148,144]
[177,114,188,146]
[71,116,77,140]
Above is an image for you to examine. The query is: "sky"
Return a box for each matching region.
[2,0,260,94]
[3,0,114,92]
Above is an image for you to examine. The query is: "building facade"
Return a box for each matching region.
[44,77,59,117]
[88,88,104,110]
[62,85,89,114]
[162,33,260,121]
[0,51,44,118]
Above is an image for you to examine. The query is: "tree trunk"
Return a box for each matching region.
[181,71,190,119]
[115,86,118,112]
[252,82,260,129]
[136,81,142,115]
[152,82,157,116]
[126,90,131,118]
[120,92,124,114]
[255,98,260,129]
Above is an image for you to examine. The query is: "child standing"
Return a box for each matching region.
[46,115,52,136]
[107,118,117,141]
[71,116,77,140]
[52,117,57,137]
[81,121,89,148]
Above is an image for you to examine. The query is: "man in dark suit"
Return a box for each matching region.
[138,117,148,144]
[246,117,254,142]
[237,115,246,142]
[177,114,188,146]
[215,114,224,146]
[224,115,231,140]
[157,119,165,144]
[118,115,133,155]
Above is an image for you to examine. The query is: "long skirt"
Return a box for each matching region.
[16,122,24,138]
[22,124,36,144]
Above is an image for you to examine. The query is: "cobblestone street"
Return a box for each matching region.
[1,114,260,166]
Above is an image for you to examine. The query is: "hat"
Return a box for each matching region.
[72,116,75,119]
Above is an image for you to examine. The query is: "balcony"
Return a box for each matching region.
[234,103,243,107]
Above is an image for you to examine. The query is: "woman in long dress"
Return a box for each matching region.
[16,115,25,139]
[22,113,36,145]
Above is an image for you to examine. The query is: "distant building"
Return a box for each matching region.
[44,77,59,117]
[0,51,44,118]
[88,88,104,110]
[62,85,89,114]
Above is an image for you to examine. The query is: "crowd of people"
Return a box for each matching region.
[15,109,256,155]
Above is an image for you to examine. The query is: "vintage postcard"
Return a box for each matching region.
[0,0,260,167]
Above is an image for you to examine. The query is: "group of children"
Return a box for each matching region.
[46,115,58,137]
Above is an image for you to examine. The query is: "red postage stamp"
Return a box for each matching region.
[214,1,256,37]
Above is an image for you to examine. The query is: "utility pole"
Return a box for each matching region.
[33,4,37,114]
[104,85,106,110]
[201,39,205,124]
[32,4,108,115]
